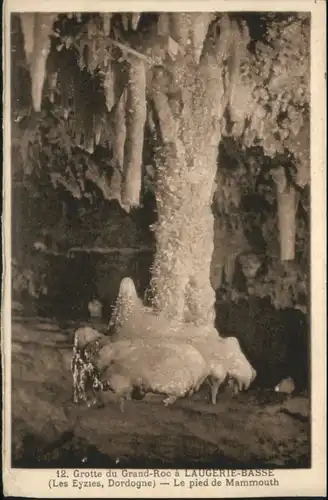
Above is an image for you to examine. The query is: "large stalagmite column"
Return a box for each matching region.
[148,14,241,327]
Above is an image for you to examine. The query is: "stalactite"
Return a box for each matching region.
[19,13,35,65]
[94,115,103,146]
[169,13,191,49]
[227,21,256,137]
[104,62,116,113]
[121,58,147,211]
[157,13,170,35]
[20,13,57,112]
[190,13,213,64]
[277,186,297,261]
[83,114,95,154]
[131,13,141,31]
[271,167,297,261]
[112,91,127,170]
[105,91,127,205]
[102,13,112,36]
[121,14,130,31]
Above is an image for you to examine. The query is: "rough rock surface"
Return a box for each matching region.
[74,330,254,405]
[11,319,310,468]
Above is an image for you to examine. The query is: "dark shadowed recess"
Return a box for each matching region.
[215,298,309,392]
[13,434,310,469]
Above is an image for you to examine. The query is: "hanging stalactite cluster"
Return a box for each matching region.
[17,12,148,212]
[212,140,309,312]
[219,13,310,262]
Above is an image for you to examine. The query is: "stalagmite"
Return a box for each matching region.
[148,13,239,324]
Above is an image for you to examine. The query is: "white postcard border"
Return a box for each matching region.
[2,0,327,497]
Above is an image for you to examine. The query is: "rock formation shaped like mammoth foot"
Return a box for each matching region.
[92,339,210,408]
[80,278,256,409]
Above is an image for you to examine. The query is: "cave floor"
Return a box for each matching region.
[10,318,310,469]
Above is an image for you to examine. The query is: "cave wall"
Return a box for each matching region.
[11,180,310,392]
[11,176,309,319]
[11,183,155,318]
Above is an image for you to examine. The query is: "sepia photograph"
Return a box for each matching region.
[2,1,326,497]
